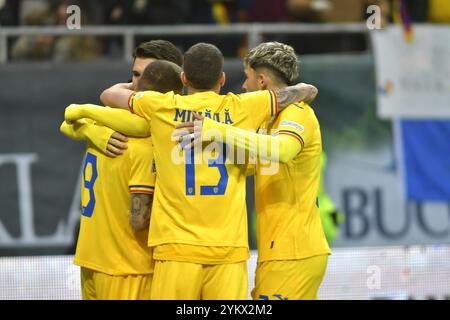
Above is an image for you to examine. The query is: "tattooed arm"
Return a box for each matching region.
[275,83,318,111]
[130,193,153,231]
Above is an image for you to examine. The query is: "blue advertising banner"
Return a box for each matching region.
[399,120,450,201]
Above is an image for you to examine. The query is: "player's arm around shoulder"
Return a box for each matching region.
[275,83,318,112]
[100,83,134,110]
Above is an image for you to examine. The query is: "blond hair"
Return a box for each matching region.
[244,42,299,85]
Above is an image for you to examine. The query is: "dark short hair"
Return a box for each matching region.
[133,40,183,67]
[136,60,183,94]
[183,43,224,90]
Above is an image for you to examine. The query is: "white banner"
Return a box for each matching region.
[372,25,450,119]
[2,248,450,300]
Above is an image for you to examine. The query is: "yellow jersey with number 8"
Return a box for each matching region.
[74,137,155,275]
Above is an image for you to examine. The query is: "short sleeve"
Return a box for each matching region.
[238,90,278,129]
[275,102,317,148]
[129,138,156,194]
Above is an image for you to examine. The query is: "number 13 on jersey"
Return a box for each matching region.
[184,143,229,196]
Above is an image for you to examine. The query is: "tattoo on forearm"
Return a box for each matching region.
[276,85,315,109]
[130,194,152,230]
[306,88,316,102]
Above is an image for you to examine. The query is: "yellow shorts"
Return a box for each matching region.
[252,254,328,300]
[151,260,248,300]
[81,267,153,300]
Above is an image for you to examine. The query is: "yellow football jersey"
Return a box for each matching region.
[255,102,331,262]
[129,90,277,258]
[74,136,155,275]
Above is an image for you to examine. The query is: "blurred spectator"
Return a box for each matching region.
[186,0,234,24]
[11,8,56,60]
[6,0,449,61]
[174,1,244,57]
[287,0,389,24]
[52,36,100,62]
[286,0,331,22]
[103,0,189,25]
[19,0,49,24]
[325,0,370,22]
[233,0,289,57]
[324,0,365,22]
[238,0,288,22]
[0,0,20,25]
[52,0,99,61]
[11,0,100,61]
[77,0,105,25]
[102,0,190,57]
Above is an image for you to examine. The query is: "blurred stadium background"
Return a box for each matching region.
[1,0,450,300]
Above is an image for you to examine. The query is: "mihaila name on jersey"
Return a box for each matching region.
[174,108,234,124]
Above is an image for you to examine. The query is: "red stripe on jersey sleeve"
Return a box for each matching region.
[127,93,135,113]
[129,189,154,194]
[278,130,304,148]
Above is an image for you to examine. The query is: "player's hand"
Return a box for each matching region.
[106,131,128,158]
[172,112,204,150]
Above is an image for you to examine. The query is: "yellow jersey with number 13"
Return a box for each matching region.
[130,90,277,254]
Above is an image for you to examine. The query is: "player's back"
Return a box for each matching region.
[74,136,154,275]
[255,102,331,262]
[130,90,276,249]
